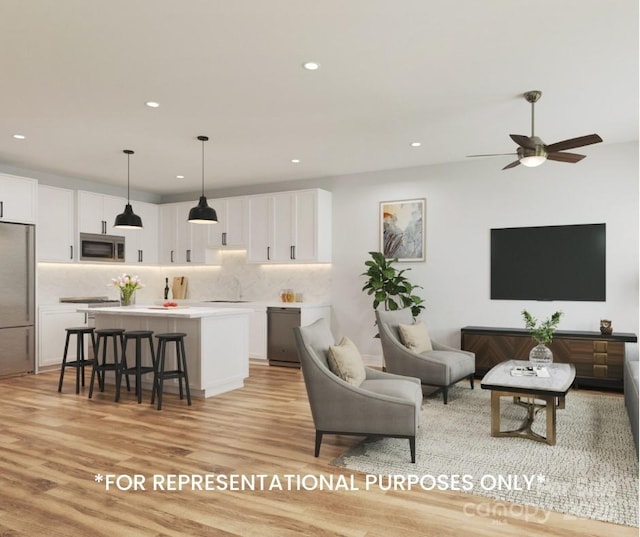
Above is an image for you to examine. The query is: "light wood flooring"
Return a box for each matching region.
[0,364,636,537]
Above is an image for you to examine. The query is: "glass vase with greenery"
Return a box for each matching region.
[522,310,563,365]
[522,310,563,344]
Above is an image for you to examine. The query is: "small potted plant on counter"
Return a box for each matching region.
[110,274,144,306]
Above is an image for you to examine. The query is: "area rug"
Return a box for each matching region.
[331,386,639,527]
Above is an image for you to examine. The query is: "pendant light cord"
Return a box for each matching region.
[201,137,205,196]
[123,149,134,204]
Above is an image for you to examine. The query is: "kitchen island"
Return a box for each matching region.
[80,306,251,398]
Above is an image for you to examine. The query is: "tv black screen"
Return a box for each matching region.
[490,223,606,301]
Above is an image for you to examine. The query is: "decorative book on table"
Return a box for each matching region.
[511,366,550,378]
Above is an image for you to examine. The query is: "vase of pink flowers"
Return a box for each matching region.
[110,274,143,306]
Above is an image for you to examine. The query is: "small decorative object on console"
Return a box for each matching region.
[522,309,563,366]
[600,319,613,335]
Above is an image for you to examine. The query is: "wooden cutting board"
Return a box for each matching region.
[172,276,188,299]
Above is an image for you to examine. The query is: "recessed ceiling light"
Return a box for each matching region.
[176,175,184,179]
[410,142,422,147]
[12,134,26,140]
[291,159,301,164]
[145,101,160,108]
[302,62,320,71]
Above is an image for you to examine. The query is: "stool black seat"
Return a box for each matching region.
[118,330,156,404]
[58,326,96,394]
[89,328,129,400]
[152,332,192,410]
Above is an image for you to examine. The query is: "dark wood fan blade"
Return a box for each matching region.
[545,134,602,153]
[502,160,521,170]
[467,153,517,157]
[546,152,586,163]
[509,134,536,149]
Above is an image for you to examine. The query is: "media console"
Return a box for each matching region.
[461,326,637,390]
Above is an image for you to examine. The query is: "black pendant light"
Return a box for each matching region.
[114,149,143,229]
[188,135,218,224]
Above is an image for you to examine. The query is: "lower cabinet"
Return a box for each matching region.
[461,326,637,389]
[38,305,89,371]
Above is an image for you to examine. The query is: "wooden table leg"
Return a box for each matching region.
[491,390,501,437]
[545,394,556,445]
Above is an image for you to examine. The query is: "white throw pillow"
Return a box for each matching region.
[398,321,433,353]
[327,337,366,386]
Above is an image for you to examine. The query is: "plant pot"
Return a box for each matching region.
[529,343,553,366]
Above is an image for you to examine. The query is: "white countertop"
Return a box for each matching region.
[77,305,254,319]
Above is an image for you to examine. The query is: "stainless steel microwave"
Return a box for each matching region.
[79,233,125,262]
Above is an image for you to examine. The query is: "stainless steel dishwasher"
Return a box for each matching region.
[267,307,301,367]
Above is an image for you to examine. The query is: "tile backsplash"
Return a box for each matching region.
[37,250,331,304]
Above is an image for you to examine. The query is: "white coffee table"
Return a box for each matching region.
[480,359,576,445]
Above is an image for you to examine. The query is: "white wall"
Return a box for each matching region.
[328,142,638,363]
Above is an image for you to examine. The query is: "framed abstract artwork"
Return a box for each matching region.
[379,198,426,262]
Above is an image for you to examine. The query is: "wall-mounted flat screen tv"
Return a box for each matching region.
[490,223,606,301]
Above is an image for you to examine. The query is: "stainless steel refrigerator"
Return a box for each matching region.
[0,222,35,376]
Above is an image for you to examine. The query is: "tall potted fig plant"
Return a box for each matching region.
[362,252,425,335]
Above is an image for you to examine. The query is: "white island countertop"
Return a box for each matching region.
[83,305,251,398]
[78,305,253,319]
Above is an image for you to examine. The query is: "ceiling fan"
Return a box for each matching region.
[468,90,603,170]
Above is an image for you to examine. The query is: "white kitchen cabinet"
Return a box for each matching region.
[37,305,89,371]
[247,189,331,264]
[124,201,159,264]
[77,191,126,235]
[207,197,248,248]
[247,307,267,359]
[159,202,218,264]
[0,173,37,224]
[247,195,272,262]
[37,185,76,262]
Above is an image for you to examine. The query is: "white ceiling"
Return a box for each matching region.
[0,0,637,195]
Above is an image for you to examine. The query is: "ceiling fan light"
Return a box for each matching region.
[188,196,218,224]
[520,155,547,167]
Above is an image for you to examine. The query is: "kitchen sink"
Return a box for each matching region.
[206,300,250,303]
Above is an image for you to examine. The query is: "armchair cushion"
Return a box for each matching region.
[398,321,433,353]
[328,337,366,386]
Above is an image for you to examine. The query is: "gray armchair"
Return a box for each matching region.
[294,318,423,463]
[376,309,475,404]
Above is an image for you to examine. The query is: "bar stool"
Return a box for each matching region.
[118,330,156,404]
[89,328,129,400]
[57,327,96,394]
[152,332,192,410]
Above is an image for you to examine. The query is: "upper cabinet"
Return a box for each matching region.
[159,202,218,265]
[0,173,37,224]
[37,185,75,262]
[123,201,159,264]
[207,197,248,248]
[247,189,331,264]
[77,191,126,235]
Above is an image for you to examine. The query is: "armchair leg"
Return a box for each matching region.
[409,436,416,463]
[314,431,323,457]
[442,387,448,405]
[469,375,475,389]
